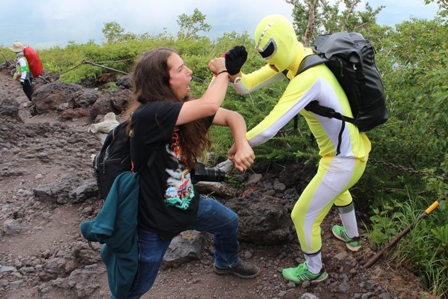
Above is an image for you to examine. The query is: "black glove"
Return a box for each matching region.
[225,46,248,75]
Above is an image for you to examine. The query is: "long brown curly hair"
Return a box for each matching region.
[126,47,211,169]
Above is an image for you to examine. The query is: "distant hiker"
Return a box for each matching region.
[9,41,33,101]
[222,14,371,284]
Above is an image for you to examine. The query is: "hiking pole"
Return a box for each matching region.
[362,200,440,268]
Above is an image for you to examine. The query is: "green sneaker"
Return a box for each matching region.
[282,262,328,284]
[332,225,361,252]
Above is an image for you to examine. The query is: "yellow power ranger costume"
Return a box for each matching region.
[231,14,372,282]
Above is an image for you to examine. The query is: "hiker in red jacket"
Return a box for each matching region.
[9,41,33,101]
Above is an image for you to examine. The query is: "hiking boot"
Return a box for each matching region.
[332,225,361,252]
[282,262,328,284]
[213,260,260,279]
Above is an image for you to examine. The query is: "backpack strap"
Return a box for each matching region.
[146,142,161,168]
[292,54,327,130]
[135,142,161,173]
[296,54,356,156]
[292,54,329,130]
[305,101,355,124]
[297,54,328,75]
[305,101,349,156]
[297,54,356,124]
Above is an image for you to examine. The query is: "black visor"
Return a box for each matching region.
[259,41,275,59]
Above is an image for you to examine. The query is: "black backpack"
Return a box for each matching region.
[297,31,388,132]
[92,120,159,199]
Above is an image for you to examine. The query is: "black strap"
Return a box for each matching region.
[336,115,345,156]
[305,101,349,156]
[298,55,356,124]
[146,143,160,168]
[296,56,356,156]
[134,142,161,173]
[297,54,328,74]
[292,55,329,130]
[304,101,355,124]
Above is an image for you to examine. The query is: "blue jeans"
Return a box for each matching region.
[111,195,240,299]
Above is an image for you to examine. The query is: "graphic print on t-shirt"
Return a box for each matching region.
[164,128,194,210]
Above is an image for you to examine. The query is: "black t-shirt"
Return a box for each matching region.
[130,102,212,239]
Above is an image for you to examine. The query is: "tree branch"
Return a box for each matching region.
[303,0,318,46]
[342,0,361,32]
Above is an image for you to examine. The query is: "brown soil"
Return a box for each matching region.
[0,67,436,299]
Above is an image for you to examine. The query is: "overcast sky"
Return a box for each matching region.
[0,0,439,49]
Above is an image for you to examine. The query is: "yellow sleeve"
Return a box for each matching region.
[232,64,284,94]
[246,71,320,146]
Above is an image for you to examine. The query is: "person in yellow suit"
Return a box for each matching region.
[224,14,371,284]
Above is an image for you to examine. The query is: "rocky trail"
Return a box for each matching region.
[0,65,435,299]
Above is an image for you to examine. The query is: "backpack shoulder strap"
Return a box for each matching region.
[292,54,328,129]
[133,142,162,173]
[146,142,161,168]
[296,53,356,126]
[296,54,357,156]
[296,54,328,76]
